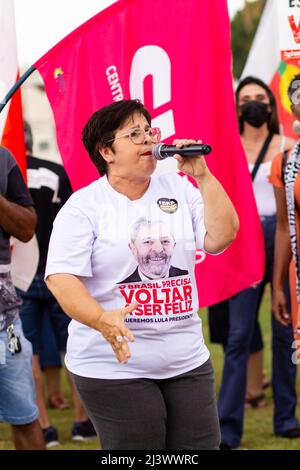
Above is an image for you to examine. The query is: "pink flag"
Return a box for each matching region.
[34,0,265,306]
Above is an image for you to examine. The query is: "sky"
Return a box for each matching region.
[14,0,246,68]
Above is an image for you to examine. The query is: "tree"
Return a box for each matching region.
[231,0,266,79]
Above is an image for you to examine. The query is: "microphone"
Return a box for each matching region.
[152,143,212,160]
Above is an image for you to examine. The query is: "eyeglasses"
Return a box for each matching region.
[106,127,161,145]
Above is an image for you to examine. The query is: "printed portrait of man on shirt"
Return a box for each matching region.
[119,217,189,283]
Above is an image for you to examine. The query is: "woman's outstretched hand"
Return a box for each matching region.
[94,302,138,364]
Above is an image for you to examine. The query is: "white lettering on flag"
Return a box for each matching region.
[130,45,175,141]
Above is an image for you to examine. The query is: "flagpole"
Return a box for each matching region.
[0,65,36,113]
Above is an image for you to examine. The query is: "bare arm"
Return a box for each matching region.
[0,195,36,242]
[284,136,297,150]
[272,186,292,326]
[46,273,137,364]
[195,171,239,254]
[174,139,239,254]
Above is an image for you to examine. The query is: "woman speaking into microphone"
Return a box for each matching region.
[45,99,239,450]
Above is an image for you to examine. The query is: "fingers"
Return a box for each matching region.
[120,302,139,317]
[111,334,132,364]
[121,325,135,342]
[272,291,291,326]
[101,303,138,363]
[111,303,137,362]
[172,138,203,149]
[272,305,291,326]
[173,155,184,166]
[278,300,291,325]
[273,309,287,326]
[173,138,197,148]
[282,313,291,325]
[119,303,137,339]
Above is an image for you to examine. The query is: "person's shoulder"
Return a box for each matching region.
[28,155,65,173]
[271,140,295,168]
[0,146,17,167]
[272,151,284,165]
[272,134,296,152]
[27,155,46,168]
[0,146,13,158]
[269,151,285,188]
[169,265,189,277]
[118,267,140,284]
[65,178,102,206]
[282,135,297,151]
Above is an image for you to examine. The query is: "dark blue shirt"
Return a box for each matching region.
[0,147,33,266]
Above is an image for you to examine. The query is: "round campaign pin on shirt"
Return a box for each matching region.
[157,198,178,214]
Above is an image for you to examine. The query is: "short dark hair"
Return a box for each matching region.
[287,73,300,104]
[235,76,280,134]
[82,99,151,176]
[24,120,33,152]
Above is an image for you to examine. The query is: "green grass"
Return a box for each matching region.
[1,286,300,450]
[202,286,300,450]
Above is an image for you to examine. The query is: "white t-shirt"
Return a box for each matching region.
[248,161,276,216]
[247,136,286,217]
[45,172,210,379]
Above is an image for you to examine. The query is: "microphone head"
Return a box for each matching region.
[152,143,165,160]
[201,144,212,155]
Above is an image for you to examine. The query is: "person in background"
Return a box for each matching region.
[45,99,239,450]
[0,145,45,450]
[218,76,300,449]
[39,313,71,410]
[271,74,300,355]
[18,122,96,447]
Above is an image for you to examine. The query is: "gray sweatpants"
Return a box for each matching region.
[72,358,221,450]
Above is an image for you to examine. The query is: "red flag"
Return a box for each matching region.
[1,73,26,181]
[0,1,26,180]
[34,0,265,306]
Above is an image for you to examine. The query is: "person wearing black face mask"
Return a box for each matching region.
[240,100,271,128]
[208,76,300,450]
